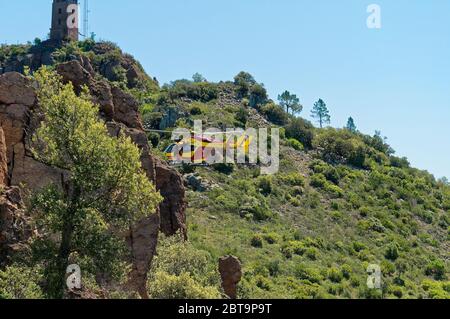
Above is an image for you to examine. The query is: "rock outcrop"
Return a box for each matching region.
[0,63,186,297]
[0,186,32,267]
[218,256,242,299]
[0,126,32,266]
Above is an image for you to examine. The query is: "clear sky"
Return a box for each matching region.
[1,0,449,179]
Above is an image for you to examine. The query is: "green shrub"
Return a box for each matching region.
[341,265,352,280]
[261,103,288,125]
[164,80,218,102]
[266,260,281,277]
[305,247,318,260]
[147,234,221,299]
[190,105,203,115]
[313,128,368,167]
[249,84,268,109]
[295,265,323,284]
[325,184,344,197]
[254,275,272,291]
[147,132,160,148]
[148,271,221,299]
[309,160,340,184]
[310,174,327,188]
[284,118,315,149]
[327,267,343,283]
[263,233,279,244]
[213,163,235,175]
[281,241,306,258]
[385,243,400,261]
[235,107,248,126]
[422,279,450,299]
[287,138,304,151]
[251,234,264,248]
[0,265,43,299]
[253,205,274,221]
[279,173,305,187]
[425,260,446,280]
[142,112,163,129]
[258,176,273,195]
[234,71,256,98]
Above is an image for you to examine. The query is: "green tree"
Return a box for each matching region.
[285,117,315,149]
[311,99,331,128]
[346,117,357,132]
[234,71,256,98]
[192,73,206,83]
[249,83,268,109]
[31,67,162,298]
[278,91,303,115]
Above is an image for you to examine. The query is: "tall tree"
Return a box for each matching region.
[31,67,162,298]
[311,99,331,128]
[192,73,206,83]
[278,91,303,115]
[234,71,256,98]
[346,117,357,132]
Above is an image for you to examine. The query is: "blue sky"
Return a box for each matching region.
[1,0,449,178]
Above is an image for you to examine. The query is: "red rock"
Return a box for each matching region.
[219,256,242,299]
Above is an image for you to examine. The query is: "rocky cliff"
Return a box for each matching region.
[0,46,187,297]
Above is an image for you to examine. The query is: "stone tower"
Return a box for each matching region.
[50,0,79,41]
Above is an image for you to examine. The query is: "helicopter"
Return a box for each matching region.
[146,129,254,166]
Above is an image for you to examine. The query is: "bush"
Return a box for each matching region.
[425,260,446,280]
[327,267,343,283]
[190,105,203,115]
[235,107,248,126]
[281,241,306,258]
[310,174,327,188]
[285,118,315,149]
[295,265,323,284]
[142,112,163,130]
[213,163,235,175]
[341,265,352,280]
[261,103,288,125]
[287,138,304,151]
[0,265,43,299]
[147,132,160,148]
[313,128,368,167]
[266,260,281,277]
[165,80,218,102]
[279,173,305,187]
[258,176,273,195]
[385,243,400,261]
[148,271,221,299]
[147,234,221,299]
[305,247,318,260]
[310,160,340,184]
[251,235,264,248]
[234,71,256,98]
[422,280,450,299]
[249,84,268,109]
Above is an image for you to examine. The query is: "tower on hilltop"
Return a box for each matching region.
[50,0,79,41]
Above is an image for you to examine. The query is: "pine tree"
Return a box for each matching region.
[346,117,357,132]
[278,91,303,115]
[311,99,331,128]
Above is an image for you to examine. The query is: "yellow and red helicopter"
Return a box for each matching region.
[146,129,253,165]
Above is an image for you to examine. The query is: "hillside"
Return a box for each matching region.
[0,40,449,299]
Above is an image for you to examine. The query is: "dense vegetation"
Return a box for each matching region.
[0,40,449,299]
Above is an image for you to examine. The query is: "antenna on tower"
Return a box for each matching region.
[83,0,90,39]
